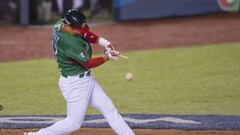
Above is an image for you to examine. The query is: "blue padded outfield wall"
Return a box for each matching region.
[113,0,240,21]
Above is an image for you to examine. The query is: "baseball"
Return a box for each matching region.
[125,72,133,80]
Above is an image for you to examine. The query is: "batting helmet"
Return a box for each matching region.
[64,9,86,28]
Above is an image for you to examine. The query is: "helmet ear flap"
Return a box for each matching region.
[64,9,86,28]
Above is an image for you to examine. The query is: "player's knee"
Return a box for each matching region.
[65,118,82,132]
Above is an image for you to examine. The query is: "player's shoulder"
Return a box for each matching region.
[63,35,87,47]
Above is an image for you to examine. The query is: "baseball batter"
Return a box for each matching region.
[25,9,135,135]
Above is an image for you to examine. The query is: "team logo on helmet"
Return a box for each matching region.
[218,0,240,12]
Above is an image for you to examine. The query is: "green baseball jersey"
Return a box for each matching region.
[52,19,92,76]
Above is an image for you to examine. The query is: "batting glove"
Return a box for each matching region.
[104,50,119,61]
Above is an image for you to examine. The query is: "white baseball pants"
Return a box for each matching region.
[34,72,135,135]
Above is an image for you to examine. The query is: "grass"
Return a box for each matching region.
[0,43,240,115]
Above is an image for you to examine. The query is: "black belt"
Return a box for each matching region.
[62,71,91,78]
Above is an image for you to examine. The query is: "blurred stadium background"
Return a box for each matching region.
[1,0,240,25]
[0,0,240,135]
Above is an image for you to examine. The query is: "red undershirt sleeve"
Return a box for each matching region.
[82,57,107,69]
[74,25,99,44]
[83,30,99,44]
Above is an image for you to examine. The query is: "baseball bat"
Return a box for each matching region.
[118,54,128,59]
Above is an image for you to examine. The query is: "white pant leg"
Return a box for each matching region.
[35,75,93,135]
[89,78,135,135]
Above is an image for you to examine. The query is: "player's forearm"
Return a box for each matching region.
[82,57,108,69]
[83,30,99,44]
[61,24,111,47]
[84,32,112,48]
[74,25,99,44]
[74,26,111,47]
